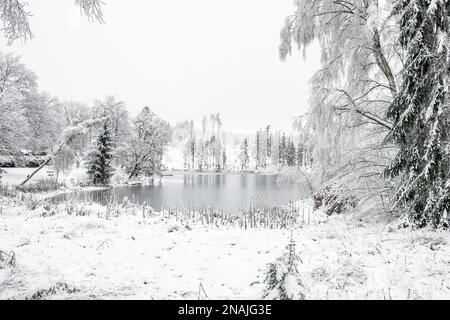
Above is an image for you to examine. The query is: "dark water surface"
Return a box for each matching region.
[54,173,301,213]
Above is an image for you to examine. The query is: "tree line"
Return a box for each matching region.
[240,129,306,171]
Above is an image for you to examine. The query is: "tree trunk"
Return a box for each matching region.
[20,141,66,186]
[373,28,397,98]
[128,166,139,180]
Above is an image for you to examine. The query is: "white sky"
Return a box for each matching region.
[2,0,321,133]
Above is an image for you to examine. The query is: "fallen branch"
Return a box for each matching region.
[20,117,106,186]
[0,250,16,268]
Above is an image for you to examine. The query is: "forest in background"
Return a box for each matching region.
[167,117,305,172]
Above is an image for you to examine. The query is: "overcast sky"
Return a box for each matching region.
[3,0,321,133]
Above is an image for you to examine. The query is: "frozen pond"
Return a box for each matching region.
[53,173,301,213]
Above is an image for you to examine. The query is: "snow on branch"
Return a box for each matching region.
[20,117,106,186]
[0,0,104,44]
[75,0,104,23]
[0,0,32,44]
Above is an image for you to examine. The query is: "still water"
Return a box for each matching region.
[55,173,301,213]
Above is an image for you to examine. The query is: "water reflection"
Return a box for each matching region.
[54,173,300,213]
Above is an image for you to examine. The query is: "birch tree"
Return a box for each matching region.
[281,0,402,211]
[0,0,104,44]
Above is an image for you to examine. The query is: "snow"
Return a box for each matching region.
[0,167,51,186]
[63,167,90,187]
[1,199,450,300]
[0,203,288,299]
[162,145,185,171]
[0,166,89,187]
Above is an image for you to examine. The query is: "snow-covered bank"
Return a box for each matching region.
[1,199,449,300]
[0,166,89,189]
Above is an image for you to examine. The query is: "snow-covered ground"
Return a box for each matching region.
[0,166,87,187]
[0,167,108,202]
[1,199,449,300]
[0,167,52,186]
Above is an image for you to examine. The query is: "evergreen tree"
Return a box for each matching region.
[266,125,271,159]
[239,138,250,171]
[384,0,450,228]
[191,139,195,169]
[222,148,227,170]
[286,140,296,167]
[256,130,261,169]
[279,133,287,166]
[86,121,115,185]
[197,140,206,172]
[190,119,195,169]
[296,142,304,167]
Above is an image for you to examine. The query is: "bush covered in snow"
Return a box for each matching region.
[0,154,48,168]
[63,167,90,188]
[15,179,65,194]
[313,185,358,216]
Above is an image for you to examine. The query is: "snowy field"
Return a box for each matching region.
[1,200,449,300]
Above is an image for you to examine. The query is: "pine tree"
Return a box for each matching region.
[279,133,287,166]
[191,139,195,169]
[266,125,272,159]
[240,138,250,171]
[86,121,115,185]
[286,140,296,167]
[256,130,261,169]
[296,142,304,167]
[222,148,227,170]
[384,0,450,228]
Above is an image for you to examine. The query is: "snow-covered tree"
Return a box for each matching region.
[222,148,227,170]
[271,132,280,165]
[280,0,402,211]
[286,140,296,167]
[196,139,206,171]
[22,92,64,153]
[85,121,115,185]
[260,129,268,168]
[92,96,131,148]
[0,52,37,152]
[279,133,287,166]
[263,238,306,300]
[239,138,249,171]
[20,117,106,185]
[266,125,272,159]
[384,0,450,227]
[296,142,304,167]
[0,0,104,44]
[189,119,195,169]
[255,130,261,169]
[125,107,170,179]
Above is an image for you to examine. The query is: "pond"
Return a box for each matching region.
[53,173,301,213]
